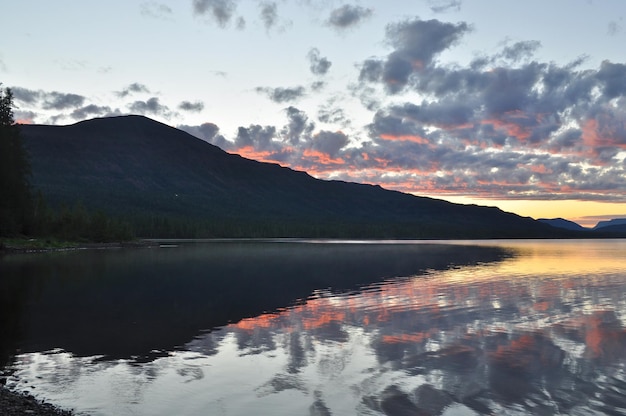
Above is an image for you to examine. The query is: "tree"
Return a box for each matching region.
[0,85,33,236]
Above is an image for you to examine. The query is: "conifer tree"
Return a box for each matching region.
[0,85,33,235]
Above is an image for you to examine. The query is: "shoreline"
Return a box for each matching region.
[0,238,158,254]
[0,386,76,416]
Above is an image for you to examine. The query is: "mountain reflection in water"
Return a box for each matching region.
[3,240,626,415]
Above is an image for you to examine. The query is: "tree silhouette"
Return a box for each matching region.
[0,85,33,236]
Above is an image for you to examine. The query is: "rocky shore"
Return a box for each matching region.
[0,386,76,415]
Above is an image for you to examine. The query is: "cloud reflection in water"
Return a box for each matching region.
[7,240,626,415]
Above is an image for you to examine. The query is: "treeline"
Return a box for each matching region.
[31,195,134,242]
[0,85,133,243]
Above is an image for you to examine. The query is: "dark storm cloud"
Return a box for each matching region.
[307,48,332,76]
[282,106,315,144]
[256,86,306,103]
[116,83,151,98]
[178,100,205,112]
[259,2,277,31]
[193,0,237,27]
[326,5,373,29]
[128,97,171,116]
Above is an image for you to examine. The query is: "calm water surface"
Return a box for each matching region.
[1,239,626,415]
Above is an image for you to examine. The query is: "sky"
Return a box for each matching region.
[3,0,626,227]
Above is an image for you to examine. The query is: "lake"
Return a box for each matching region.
[1,239,625,415]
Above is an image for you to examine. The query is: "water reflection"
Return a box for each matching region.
[0,241,507,362]
[3,240,626,415]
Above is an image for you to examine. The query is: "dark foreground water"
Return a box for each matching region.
[1,239,625,415]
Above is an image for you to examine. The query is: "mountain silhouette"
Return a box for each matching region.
[593,218,626,232]
[538,218,588,231]
[21,115,571,238]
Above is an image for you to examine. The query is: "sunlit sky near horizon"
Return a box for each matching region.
[3,0,626,227]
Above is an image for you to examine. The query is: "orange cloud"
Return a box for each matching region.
[302,149,345,165]
[481,116,532,141]
[582,114,626,152]
[231,146,293,165]
[379,133,430,145]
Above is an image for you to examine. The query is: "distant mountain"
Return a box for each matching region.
[20,115,575,238]
[538,218,588,231]
[593,218,626,231]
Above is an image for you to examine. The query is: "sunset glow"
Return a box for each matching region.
[4,1,626,225]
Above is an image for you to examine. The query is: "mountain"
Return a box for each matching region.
[538,218,588,231]
[593,218,626,232]
[20,115,573,238]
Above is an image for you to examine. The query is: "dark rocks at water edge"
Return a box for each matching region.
[0,386,75,416]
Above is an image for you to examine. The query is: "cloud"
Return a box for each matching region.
[232,38,626,202]
[14,110,37,124]
[42,92,85,110]
[12,87,86,110]
[235,16,246,30]
[607,20,622,36]
[116,83,151,98]
[307,48,332,76]
[360,18,471,93]
[311,130,349,157]
[256,86,306,103]
[259,2,277,31]
[140,2,173,19]
[193,0,237,27]
[281,106,315,144]
[499,40,541,63]
[71,104,118,120]
[318,101,350,127]
[12,87,42,104]
[428,0,462,13]
[128,97,172,116]
[178,100,205,112]
[596,60,626,99]
[310,81,326,91]
[0,56,6,72]
[326,5,373,30]
[235,124,276,149]
[178,122,229,148]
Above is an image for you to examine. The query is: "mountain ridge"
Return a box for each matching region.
[19,115,584,238]
[538,218,589,231]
